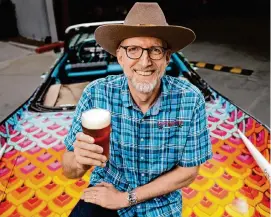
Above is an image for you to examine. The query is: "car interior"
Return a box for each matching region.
[29,35,211,112]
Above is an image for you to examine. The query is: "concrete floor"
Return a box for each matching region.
[0,14,269,126]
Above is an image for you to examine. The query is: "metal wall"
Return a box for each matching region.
[11,0,50,41]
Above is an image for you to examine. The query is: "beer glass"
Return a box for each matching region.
[81,108,111,158]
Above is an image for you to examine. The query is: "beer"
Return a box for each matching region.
[81,109,111,158]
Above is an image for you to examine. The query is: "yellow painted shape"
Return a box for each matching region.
[193,204,224,217]
[7,188,35,206]
[5,178,24,193]
[183,190,204,207]
[14,165,40,180]
[24,176,52,190]
[17,200,47,217]
[61,212,69,217]
[225,165,251,179]
[205,190,235,206]
[48,196,79,215]
[190,176,215,192]
[216,174,244,192]
[65,181,89,199]
[36,185,64,202]
[0,204,16,217]
[256,204,271,217]
[53,175,76,186]
[198,163,225,178]
[196,62,206,68]
[35,210,61,217]
[214,65,223,70]
[257,202,270,214]
[244,178,270,192]
[230,68,242,74]
[225,203,254,217]
[182,206,192,216]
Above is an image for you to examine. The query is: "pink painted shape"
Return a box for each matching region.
[42,118,50,123]
[25,126,39,133]
[221,144,236,153]
[208,116,220,122]
[18,139,33,148]
[0,125,6,134]
[37,153,52,162]
[42,137,57,145]
[33,131,47,139]
[213,153,228,162]
[237,154,254,164]
[220,123,234,130]
[0,167,10,178]
[52,142,66,152]
[47,124,61,130]
[228,137,243,146]
[56,128,68,136]
[3,149,18,159]
[256,130,265,147]
[12,156,26,166]
[210,137,217,144]
[213,129,227,137]
[22,121,30,126]
[47,161,61,171]
[20,164,36,174]
[11,134,24,142]
[27,146,42,154]
[55,113,63,117]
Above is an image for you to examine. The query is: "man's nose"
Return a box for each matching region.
[139,50,152,67]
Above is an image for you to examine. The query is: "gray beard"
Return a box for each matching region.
[131,77,158,93]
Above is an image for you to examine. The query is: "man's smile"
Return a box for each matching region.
[133,69,156,76]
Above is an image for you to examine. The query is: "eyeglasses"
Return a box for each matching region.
[120,45,167,60]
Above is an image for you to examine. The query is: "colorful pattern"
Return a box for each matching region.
[0,89,270,217]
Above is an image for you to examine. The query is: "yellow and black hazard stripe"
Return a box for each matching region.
[190,61,253,76]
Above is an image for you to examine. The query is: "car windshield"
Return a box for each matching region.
[68,33,94,49]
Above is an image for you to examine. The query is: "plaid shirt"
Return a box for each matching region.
[64,74,212,217]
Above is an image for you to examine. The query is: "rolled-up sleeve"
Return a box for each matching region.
[178,94,213,167]
[64,89,92,151]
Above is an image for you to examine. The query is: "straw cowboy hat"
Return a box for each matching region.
[94,2,196,56]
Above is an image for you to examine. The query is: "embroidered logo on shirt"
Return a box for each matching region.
[158,120,183,129]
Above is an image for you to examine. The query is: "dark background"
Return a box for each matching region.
[53,0,269,58]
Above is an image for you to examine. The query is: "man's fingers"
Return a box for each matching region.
[76,132,95,143]
[76,156,105,167]
[74,140,103,154]
[74,147,107,163]
[96,182,113,188]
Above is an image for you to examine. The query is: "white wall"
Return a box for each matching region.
[11,0,50,41]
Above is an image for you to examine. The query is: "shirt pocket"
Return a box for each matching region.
[149,126,183,176]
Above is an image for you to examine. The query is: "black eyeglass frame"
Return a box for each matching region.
[119,45,168,60]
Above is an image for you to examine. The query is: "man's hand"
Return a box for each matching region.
[74,132,107,169]
[81,182,129,210]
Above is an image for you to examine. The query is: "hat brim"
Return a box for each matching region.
[94,25,196,56]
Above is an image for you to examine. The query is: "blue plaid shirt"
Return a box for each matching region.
[64,74,212,217]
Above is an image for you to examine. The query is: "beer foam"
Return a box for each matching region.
[81,109,111,129]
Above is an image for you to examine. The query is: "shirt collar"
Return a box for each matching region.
[121,75,171,112]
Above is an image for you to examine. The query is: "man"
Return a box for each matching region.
[62,2,212,217]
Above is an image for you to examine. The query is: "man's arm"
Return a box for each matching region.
[82,165,198,209]
[134,165,198,204]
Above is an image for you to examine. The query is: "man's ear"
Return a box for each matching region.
[116,48,124,67]
[165,50,172,65]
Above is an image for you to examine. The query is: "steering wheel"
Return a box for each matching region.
[77,39,108,63]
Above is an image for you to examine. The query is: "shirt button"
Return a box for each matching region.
[137,205,141,209]
[141,173,145,177]
[140,157,144,160]
[140,138,144,142]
